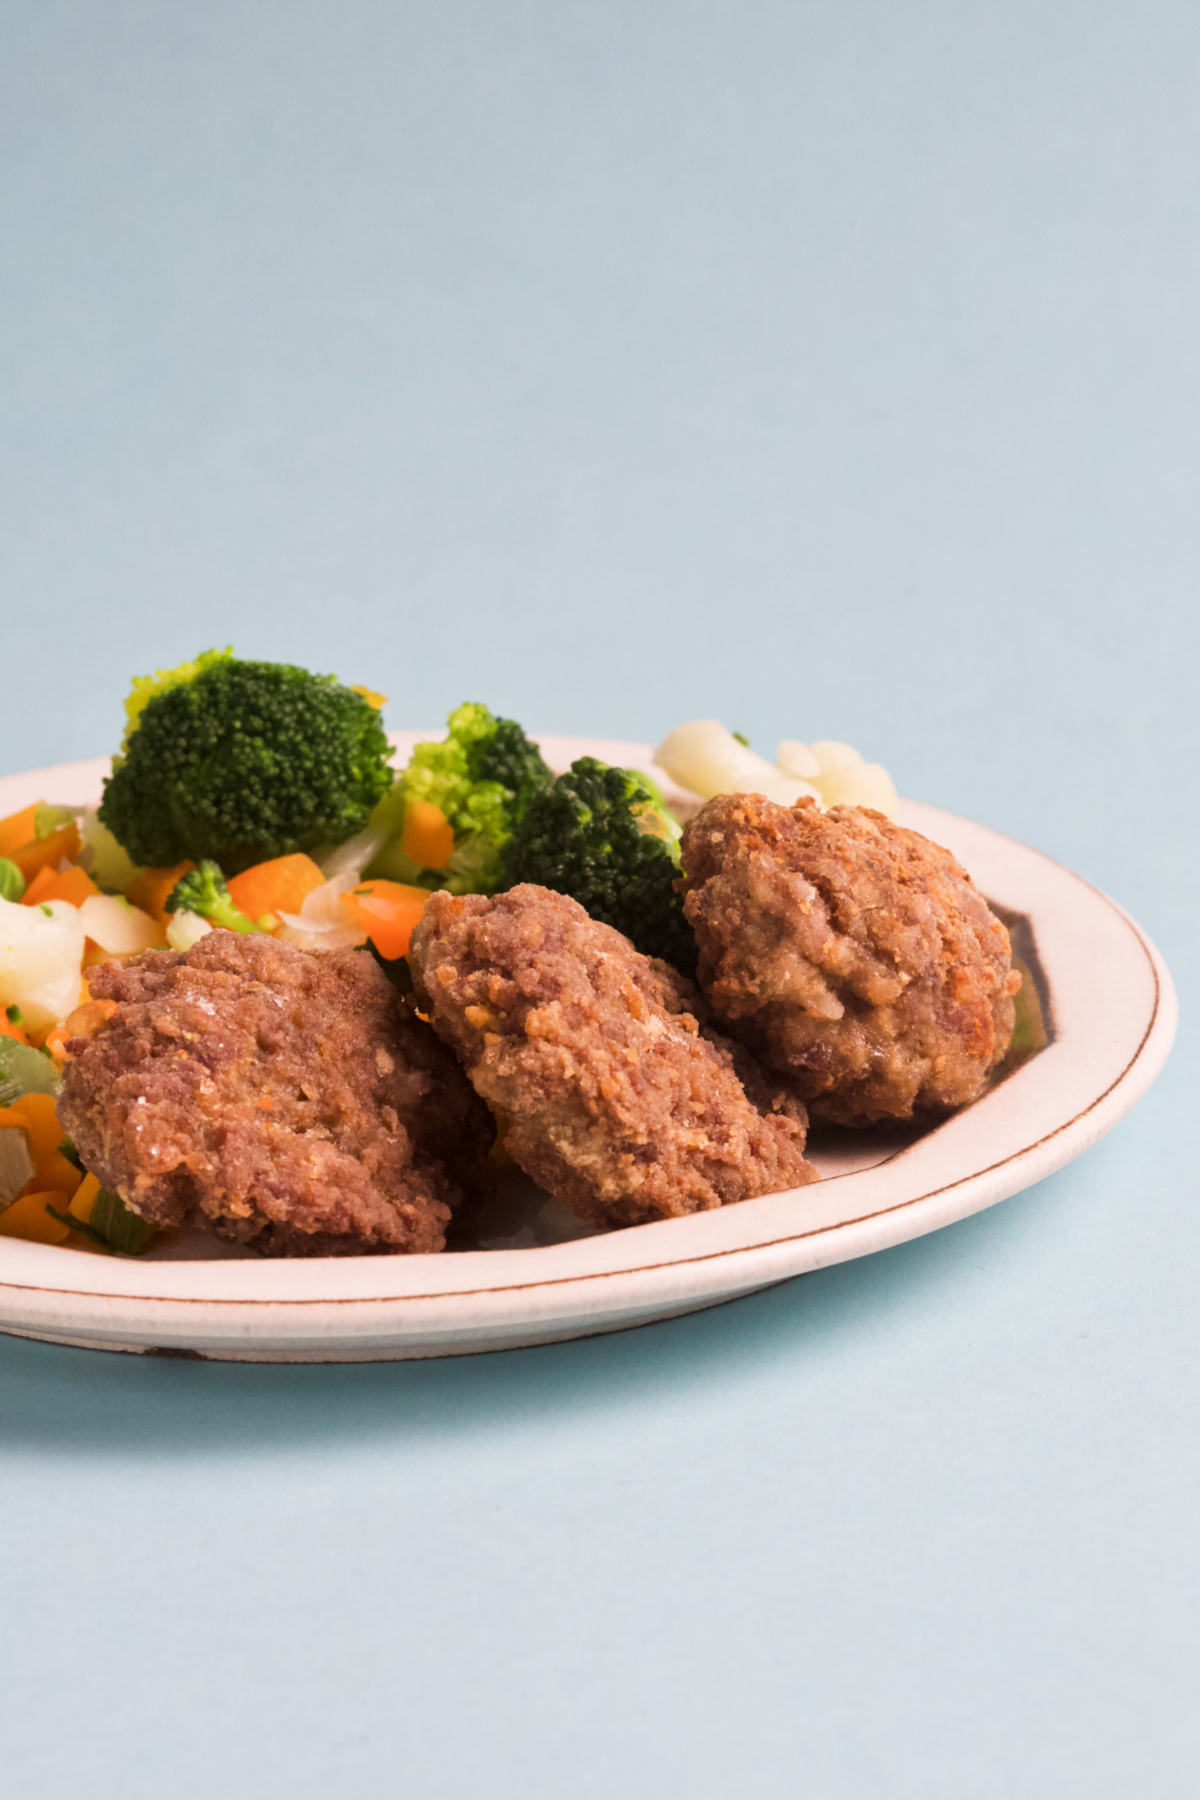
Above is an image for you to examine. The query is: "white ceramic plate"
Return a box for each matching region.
[0,737,1176,1361]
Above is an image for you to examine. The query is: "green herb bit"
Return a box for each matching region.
[44,1203,109,1250]
[45,1188,156,1255]
[58,1138,84,1172]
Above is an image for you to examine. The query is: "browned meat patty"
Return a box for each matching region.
[407,884,817,1230]
[680,794,1021,1126]
[58,930,493,1255]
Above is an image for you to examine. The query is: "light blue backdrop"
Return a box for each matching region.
[1,5,1195,1796]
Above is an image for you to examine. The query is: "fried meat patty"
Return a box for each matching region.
[407,884,817,1230]
[681,794,1020,1125]
[58,930,493,1255]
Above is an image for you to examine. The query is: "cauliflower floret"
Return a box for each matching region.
[656,721,898,819]
[775,740,821,779]
[0,896,85,1033]
[806,740,863,774]
[655,721,820,807]
[814,759,898,814]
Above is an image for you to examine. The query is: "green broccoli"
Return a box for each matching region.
[503,757,696,970]
[371,702,552,894]
[99,652,395,873]
[165,860,263,934]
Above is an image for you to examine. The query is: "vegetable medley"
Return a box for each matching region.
[0,650,897,1253]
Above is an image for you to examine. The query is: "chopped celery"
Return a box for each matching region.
[34,803,79,840]
[89,1188,155,1255]
[45,1188,155,1255]
[0,1037,62,1108]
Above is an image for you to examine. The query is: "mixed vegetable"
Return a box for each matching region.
[0,649,897,1251]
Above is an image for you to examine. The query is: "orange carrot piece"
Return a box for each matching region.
[0,1192,71,1245]
[5,1092,65,1169]
[226,853,325,923]
[19,865,58,907]
[339,880,429,960]
[0,1014,30,1045]
[400,801,455,871]
[20,1149,82,1199]
[0,802,40,860]
[127,862,195,927]
[12,822,81,883]
[45,863,101,906]
[41,1020,72,1061]
[70,1174,102,1223]
[22,863,100,908]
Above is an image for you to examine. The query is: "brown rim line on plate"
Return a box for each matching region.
[0,738,1177,1361]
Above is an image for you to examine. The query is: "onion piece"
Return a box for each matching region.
[276,867,369,951]
[318,829,386,881]
[0,1128,36,1208]
[79,894,163,955]
[165,910,213,953]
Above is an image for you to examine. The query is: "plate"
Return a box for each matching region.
[0,737,1176,1361]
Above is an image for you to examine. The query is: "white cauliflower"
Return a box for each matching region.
[655,721,898,818]
[0,896,86,1033]
[655,721,820,808]
[804,741,898,814]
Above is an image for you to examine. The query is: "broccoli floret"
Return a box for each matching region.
[165,860,263,934]
[120,646,234,751]
[99,653,395,873]
[503,757,695,970]
[397,702,553,894]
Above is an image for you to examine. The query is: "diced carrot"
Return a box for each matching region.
[69,1173,101,1224]
[401,801,455,871]
[19,865,58,907]
[0,802,40,860]
[0,1095,80,1198]
[20,1150,81,1198]
[0,1191,71,1245]
[0,1013,30,1045]
[127,862,195,927]
[5,1092,65,1168]
[41,1020,73,1061]
[22,863,101,908]
[12,822,82,884]
[227,853,325,923]
[339,880,429,960]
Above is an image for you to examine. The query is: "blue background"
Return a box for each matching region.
[1,5,1195,1795]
